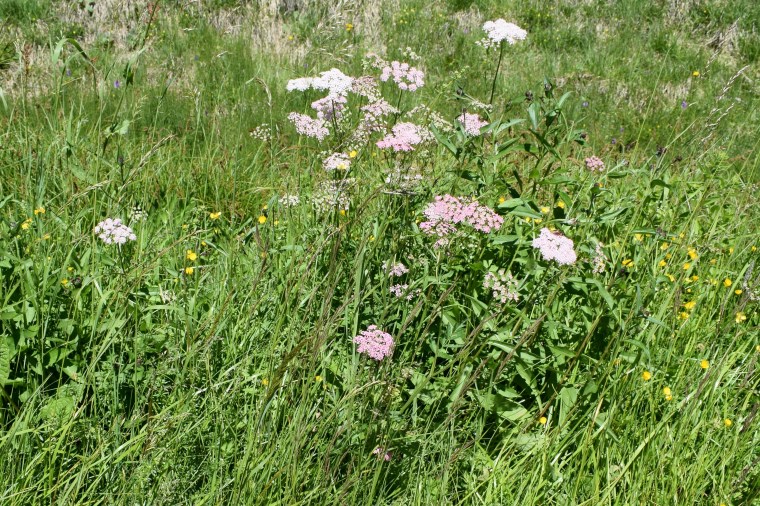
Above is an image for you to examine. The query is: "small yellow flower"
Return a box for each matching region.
[710,258,717,265]
[642,371,652,381]
[735,289,742,295]
[688,248,698,260]
[210,211,221,220]
[692,71,700,77]
[662,386,671,396]
[659,260,667,267]
[723,278,732,288]
[274,220,280,226]
[287,35,294,41]
[34,207,45,215]
[42,233,51,240]
[258,215,267,224]
[690,275,699,282]
[349,150,357,158]
[756,344,760,353]
[181,224,188,230]
[665,253,672,259]
[21,218,32,230]
[700,359,709,369]
[667,274,676,282]
[541,206,550,214]
[752,246,757,252]
[679,232,685,239]
[315,375,323,382]
[186,250,197,262]
[261,378,269,386]
[683,262,691,270]
[498,196,506,204]
[683,300,696,310]
[339,209,347,216]
[67,266,74,272]
[185,266,194,275]
[524,216,532,223]
[723,418,732,427]
[622,259,633,267]
[678,311,689,320]
[345,23,353,31]
[735,312,746,323]
[661,242,669,250]
[665,394,673,401]
[61,278,69,287]
[201,241,207,247]
[728,247,734,254]
[369,235,375,242]
[534,218,542,224]
[634,233,643,242]
[538,416,547,425]
[556,200,566,209]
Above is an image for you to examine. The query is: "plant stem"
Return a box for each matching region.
[489,42,505,106]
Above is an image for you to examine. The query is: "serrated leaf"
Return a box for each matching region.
[0,338,10,385]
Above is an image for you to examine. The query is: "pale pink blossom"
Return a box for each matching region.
[353,325,394,361]
[483,270,519,304]
[532,228,577,265]
[457,112,488,136]
[584,156,605,172]
[376,122,426,151]
[419,195,503,248]
[311,95,347,121]
[94,218,136,245]
[288,112,329,140]
[323,152,351,171]
[380,61,425,92]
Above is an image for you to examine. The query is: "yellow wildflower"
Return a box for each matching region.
[498,196,506,204]
[667,274,675,282]
[692,70,700,77]
[690,275,699,282]
[622,259,633,267]
[34,207,45,215]
[661,242,669,250]
[735,289,742,295]
[683,300,696,310]
[634,233,643,242]
[752,246,757,252]
[723,278,732,287]
[339,209,347,216]
[61,278,69,287]
[723,418,732,427]
[315,375,323,382]
[688,248,698,260]
[261,378,269,386]
[349,150,357,158]
[642,371,652,381]
[556,200,566,209]
[538,416,547,425]
[258,215,267,224]
[683,262,691,270]
[541,206,550,214]
[678,311,689,320]
[210,212,221,220]
[700,359,709,369]
[67,266,74,272]
[728,247,734,254]
[184,266,194,275]
[21,218,32,230]
[659,260,667,267]
[710,258,717,265]
[345,23,353,31]
[735,312,746,323]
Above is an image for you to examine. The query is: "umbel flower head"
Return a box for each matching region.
[479,19,527,49]
[532,227,577,265]
[457,112,488,136]
[94,218,136,245]
[419,195,503,248]
[353,325,394,361]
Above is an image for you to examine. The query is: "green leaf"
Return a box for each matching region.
[0,338,10,385]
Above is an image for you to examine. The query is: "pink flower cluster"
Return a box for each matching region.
[385,261,408,277]
[457,112,488,136]
[376,122,425,152]
[380,61,425,91]
[532,228,577,265]
[419,195,503,248]
[323,152,351,171]
[372,447,392,461]
[353,325,394,361]
[288,113,329,141]
[94,218,136,245]
[584,156,605,172]
[483,269,519,304]
[311,95,347,121]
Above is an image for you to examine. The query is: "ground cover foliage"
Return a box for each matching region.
[0,0,759,504]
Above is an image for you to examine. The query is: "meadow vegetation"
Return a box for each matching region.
[0,0,759,504]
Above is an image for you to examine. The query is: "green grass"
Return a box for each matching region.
[0,0,759,504]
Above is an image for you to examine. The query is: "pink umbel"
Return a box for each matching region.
[380,61,425,92]
[457,112,488,136]
[531,228,577,265]
[353,325,394,361]
[419,195,503,248]
[94,218,136,245]
[584,156,605,172]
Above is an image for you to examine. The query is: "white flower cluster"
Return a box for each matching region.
[478,19,527,49]
[94,218,136,245]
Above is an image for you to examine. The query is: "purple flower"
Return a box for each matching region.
[114,80,121,89]
[353,325,394,361]
[584,156,605,172]
[582,101,589,108]
[681,100,688,109]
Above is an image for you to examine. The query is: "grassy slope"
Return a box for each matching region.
[0,0,759,504]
